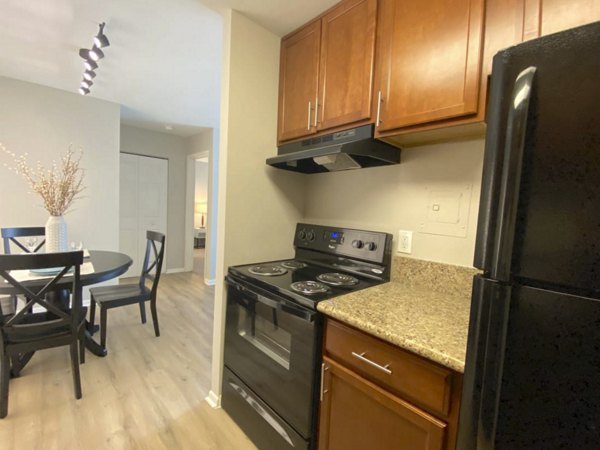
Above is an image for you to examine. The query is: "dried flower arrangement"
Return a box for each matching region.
[1,143,85,216]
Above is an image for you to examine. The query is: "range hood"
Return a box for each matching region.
[266,125,401,174]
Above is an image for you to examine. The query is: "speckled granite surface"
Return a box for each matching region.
[318,257,479,373]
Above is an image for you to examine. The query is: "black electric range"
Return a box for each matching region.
[223,223,393,450]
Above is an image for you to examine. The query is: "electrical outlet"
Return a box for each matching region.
[398,230,413,254]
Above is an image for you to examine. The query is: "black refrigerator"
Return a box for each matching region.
[457,22,600,449]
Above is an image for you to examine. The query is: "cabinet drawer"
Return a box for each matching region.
[324,319,453,416]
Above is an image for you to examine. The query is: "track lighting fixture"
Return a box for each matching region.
[93,23,110,48]
[76,21,110,96]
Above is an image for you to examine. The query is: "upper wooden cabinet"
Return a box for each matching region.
[277,0,377,143]
[523,0,600,39]
[277,0,599,146]
[278,21,321,142]
[374,0,485,133]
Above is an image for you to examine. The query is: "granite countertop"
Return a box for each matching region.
[317,257,477,373]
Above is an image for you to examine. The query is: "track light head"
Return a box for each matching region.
[83,59,98,71]
[88,45,104,61]
[79,87,90,95]
[80,79,93,89]
[83,70,96,81]
[93,22,110,48]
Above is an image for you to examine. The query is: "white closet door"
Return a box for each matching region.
[119,153,168,278]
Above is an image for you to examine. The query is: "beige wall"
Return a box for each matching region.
[210,10,306,404]
[304,139,485,267]
[120,125,189,271]
[0,76,120,254]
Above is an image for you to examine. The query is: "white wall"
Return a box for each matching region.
[304,139,485,267]
[120,125,189,271]
[0,76,120,254]
[209,10,306,405]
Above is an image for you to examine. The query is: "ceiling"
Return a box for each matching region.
[0,0,338,137]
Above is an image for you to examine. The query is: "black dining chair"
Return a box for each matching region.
[0,251,85,418]
[1,227,46,255]
[89,231,165,350]
[1,227,46,317]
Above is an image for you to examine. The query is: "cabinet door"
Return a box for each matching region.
[539,0,600,35]
[278,21,321,142]
[319,357,447,450]
[375,0,484,131]
[318,0,377,131]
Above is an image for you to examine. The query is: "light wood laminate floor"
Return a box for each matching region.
[0,270,256,450]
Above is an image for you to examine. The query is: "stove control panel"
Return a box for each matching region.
[294,223,392,264]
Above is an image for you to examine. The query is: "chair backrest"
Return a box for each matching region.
[139,231,166,297]
[0,251,83,340]
[1,227,46,255]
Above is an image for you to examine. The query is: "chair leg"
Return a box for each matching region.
[89,297,96,333]
[79,329,86,364]
[1,353,11,418]
[100,307,108,349]
[139,301,147,324]
[69,341,82,399]
[150,301,160,337]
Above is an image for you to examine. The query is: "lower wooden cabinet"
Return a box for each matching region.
[319,357,446,450]
[318,319,462,450]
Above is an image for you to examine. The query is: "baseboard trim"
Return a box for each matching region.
[204,278,216,286]
[166,267,188,274]
[205,390,221,408]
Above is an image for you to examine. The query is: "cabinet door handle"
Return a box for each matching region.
[320,362,329,401]
[352,351,392,375]
[375,90,383,127]
[307,101,312,131]
[314,94,319,128]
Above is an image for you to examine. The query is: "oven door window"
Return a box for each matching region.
[237,300,291,370]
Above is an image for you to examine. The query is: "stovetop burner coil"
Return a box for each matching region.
[248,265,288,276]
[317,272,359,286]
[290,281,330,295]
[280,261,307,270]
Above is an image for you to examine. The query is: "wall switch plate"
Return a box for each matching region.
[398,230,412,254]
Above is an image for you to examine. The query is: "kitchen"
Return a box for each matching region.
[215,1,600,449]
[0,0,597,448]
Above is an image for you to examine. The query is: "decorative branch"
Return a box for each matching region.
[2,143,86,216]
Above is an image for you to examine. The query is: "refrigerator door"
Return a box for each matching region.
[458,275,512,449]
[474,22,600,293]
[494,285,600,448]
[459,279,600,449]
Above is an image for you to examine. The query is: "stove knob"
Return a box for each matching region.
[298,229,307,240]
[352,239,364,249]
[365,242,377,251]
[307,231,315,241]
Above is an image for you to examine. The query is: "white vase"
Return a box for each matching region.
[45,215,68,253]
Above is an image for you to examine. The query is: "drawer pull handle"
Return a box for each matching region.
[352,351,392,375]
[320,362,329,401]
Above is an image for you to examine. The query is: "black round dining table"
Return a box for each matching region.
[1,250,132,366]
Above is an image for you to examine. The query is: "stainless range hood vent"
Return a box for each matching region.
[266,125,401,174]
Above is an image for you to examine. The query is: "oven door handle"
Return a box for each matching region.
[227,275,316,323]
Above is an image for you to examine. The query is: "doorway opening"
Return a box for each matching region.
[193,155,209,276]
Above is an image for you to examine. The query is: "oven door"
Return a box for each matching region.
[224,275,319,439]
